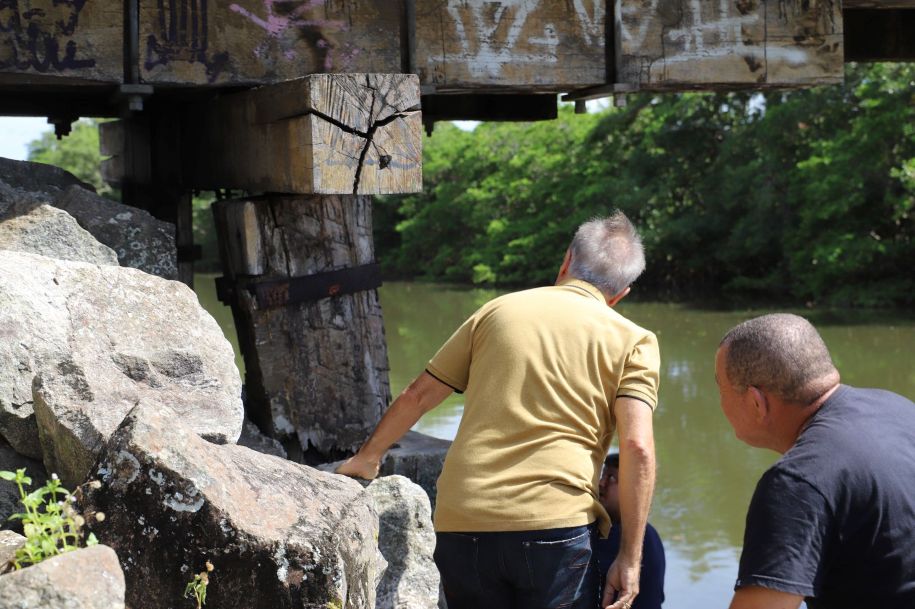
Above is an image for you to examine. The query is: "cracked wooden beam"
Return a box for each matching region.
[616,0,844,90]
[184,73,422,195]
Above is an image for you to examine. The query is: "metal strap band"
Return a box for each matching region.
[216,263,382,309]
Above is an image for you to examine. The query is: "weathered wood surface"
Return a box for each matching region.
[186,73,422,195]
[617,0,844,89]
[0,0,122,82]
[213,194,391,461]
[139,0,402,84]
[844,0,915,7]
[415,0,607,91]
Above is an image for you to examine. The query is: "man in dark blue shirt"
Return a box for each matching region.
[716,313,915,609]
[596,452,665,609]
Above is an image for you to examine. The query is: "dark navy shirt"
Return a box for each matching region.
[737,385,915,609]
[596,522,665,609]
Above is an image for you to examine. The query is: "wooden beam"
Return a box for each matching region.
[616,0,844,90]
[845,9,915,61]
[184,73,422,195]
[843,0,915,8]
[415,0,607,92]
[0,0,123,83]
[139,0,402,85]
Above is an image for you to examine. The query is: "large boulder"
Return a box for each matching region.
[0,544,125,609]
[79,402,382,609]
[0,250,242,471]
[55,185,178,280]
[0,157,93,197]
[0,182,119,266]
[367,476,439,609]
[0,157,177,280]
[0,438,47,530]
[379,431,451,510]
[238,418,287,459]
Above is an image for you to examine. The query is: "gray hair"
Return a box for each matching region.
[719,314,839,404]
[567,212,646,296]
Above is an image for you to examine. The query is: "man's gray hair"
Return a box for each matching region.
[720,314,839,405]
[567,211,646,296]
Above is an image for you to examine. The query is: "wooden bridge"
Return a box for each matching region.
[1,0,912,461]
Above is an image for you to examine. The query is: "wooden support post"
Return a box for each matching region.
[205,73,421,462]
[214,195,391,462]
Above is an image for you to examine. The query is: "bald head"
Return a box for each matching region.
[719,314,839,405]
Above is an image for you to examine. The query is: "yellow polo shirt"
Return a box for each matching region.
[427,278,660,537]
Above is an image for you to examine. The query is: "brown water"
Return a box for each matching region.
[196,276,915,608]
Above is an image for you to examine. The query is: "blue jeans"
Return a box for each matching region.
[433,524,600,609]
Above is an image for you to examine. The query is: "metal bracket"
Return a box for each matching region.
[216,263,382,309]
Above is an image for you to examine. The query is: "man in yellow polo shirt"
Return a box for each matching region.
[338,212,659,609]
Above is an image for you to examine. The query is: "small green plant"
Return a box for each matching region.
[184,560,214,608]
[0,468,99,570]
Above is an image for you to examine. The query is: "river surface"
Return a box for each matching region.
[195,276,915,609]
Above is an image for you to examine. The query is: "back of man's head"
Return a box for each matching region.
[720,313,839,405]
[567,211,645,297]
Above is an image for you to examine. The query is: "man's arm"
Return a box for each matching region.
[729,587,804,609]
[603,396,655,609]
[335,371,453,479]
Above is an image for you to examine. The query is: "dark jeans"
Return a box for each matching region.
[434,523,600,609]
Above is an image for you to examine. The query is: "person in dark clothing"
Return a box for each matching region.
[716,313,915,609]
[596,453,665,609]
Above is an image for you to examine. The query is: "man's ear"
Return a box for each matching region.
[749,386,770,421]
[606,286,631,307]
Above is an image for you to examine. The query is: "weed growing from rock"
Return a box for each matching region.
[184,560,214,608]
[0,468,99,570]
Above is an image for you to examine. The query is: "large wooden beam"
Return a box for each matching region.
[415,0,608,92]
[0,0,123,83]
[616,0,844,90]
[185,73,422,195]
[139,0,402,85]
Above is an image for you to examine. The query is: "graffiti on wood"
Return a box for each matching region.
[0,0,94,72]
[416,0,606,90]
[617,0,843,87]
[141,0,400,85]
[145,0,230,83]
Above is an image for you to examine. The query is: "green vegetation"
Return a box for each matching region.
[376,64,915,307]
[0,469,98,570]
[22,64,914,307]
[184,560,213,608]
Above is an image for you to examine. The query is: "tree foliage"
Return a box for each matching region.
[375,63,915,307]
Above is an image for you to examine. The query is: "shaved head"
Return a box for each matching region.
[720,314,839,405]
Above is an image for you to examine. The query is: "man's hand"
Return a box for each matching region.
[602,556,640,609]
[335,454,380,480]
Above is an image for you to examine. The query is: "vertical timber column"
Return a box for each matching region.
[200,74,422,462]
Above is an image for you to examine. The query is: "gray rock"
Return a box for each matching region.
[0,158,93,197]
[0,157,177,280]
[379,431,451,510]
[0,544,125,609]
[56,185,178,280]
[0,250,242,475]
[0,438,47,531]
[79,402,382,609]
[238,419,287,459]
[0,531,25,570]
[368,476,439,609]
[0,181,119,266]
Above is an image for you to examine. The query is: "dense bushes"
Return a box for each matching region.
[375,64,915,307]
